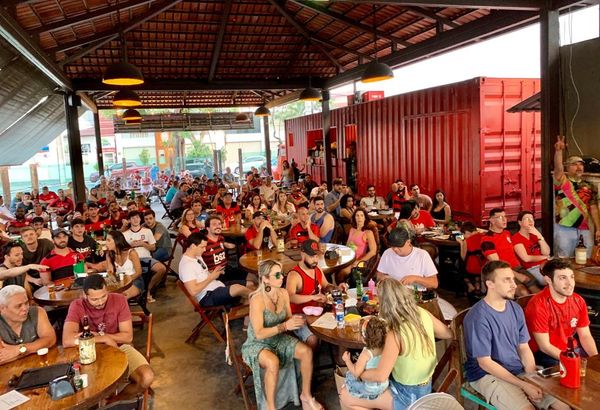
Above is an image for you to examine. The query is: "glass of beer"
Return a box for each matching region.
[37,348,49,366]
[47,282,56,295]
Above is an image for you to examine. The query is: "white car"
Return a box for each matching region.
[231,155,266,175]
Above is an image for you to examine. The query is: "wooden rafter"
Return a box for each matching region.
[208,0,232,82]
[328,0,544,11]
[404,6,460,29]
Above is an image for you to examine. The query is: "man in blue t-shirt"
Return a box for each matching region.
[464,260,568,410]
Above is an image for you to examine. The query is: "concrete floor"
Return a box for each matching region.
[135,203,472,410]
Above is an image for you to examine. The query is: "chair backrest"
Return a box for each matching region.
[449,308,470,399]
[177,279,204,313]
[516,294,534,310]
[407,392,464,410]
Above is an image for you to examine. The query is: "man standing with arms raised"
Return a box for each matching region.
[553,135,600,257]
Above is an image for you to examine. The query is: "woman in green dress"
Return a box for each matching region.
[242,259,323,410]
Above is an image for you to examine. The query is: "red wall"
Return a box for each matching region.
[285,77,541,225]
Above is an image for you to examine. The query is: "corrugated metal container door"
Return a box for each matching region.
[478,78,541,222]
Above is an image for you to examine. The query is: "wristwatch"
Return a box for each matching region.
[18,344,27,354]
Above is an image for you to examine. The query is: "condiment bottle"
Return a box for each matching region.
[78,316,96,365]
[368,279,376,299]
[559,336,581,388]
[72,363,83,390]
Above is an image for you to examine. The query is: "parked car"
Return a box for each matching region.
[233,155,266,175]
[89,162,150,183]
[185,159,214,177]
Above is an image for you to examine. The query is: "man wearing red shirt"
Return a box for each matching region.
[512,210,550,285]
[7,208,30,234]
[525,258,597,367]
[215,192,241,224]
[480,208,539,296]
[202,215,248,282]
[37,186,58,206]
[289,182,309,209]
[288,207,320,245]
[85,203,109,237]
[410,202,435,230]
[457,221,484,296]
[245,211,278,251]
[47,189,74,225]
[40,229,81,283]
[106,200,128,230]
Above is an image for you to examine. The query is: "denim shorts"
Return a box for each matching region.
[389,378,431,410]
[200,280,245,307]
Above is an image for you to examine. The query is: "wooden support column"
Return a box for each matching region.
[263,116,272,175]
[29,164,39,192]
[93,112,105,175]
[213,150,219,176]
[0,167,10,201]
[64,93,86,203]
[540,4,560,250]
[238,148,244,177]
[322,90,333,188]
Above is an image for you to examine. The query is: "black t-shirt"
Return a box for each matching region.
[21,239,54,279]
[68,235,101,263]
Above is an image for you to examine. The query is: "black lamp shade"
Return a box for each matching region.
[235,113,249,122]
[113,89,142,107]
[122,108,142,121]
[299,87,322,102]
[255,105,271,117]
[361,61,394,83]
[125,118,142,124]
[103,61,144,86]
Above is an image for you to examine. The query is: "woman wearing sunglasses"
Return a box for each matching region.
[242,259,323,410]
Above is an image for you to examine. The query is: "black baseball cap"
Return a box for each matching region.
[253,211,266,219]
[52,228,70,238]
[301,239,321,256]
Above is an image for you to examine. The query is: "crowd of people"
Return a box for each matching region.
[1,134,599,409]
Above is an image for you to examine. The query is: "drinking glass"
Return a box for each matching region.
[37,348,49,366]
[581,357,588,377]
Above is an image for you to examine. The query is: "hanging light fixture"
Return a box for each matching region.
[102,1,144,86]
[122,108,142,121]
[255,105,270,117]
[300,43,322,102]
[125,118,142,125]
[113,89,142,107]
[361,5,394,83]
[235,113,249,122]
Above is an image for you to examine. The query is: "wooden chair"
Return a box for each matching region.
[177,280,248,343]
[223,312,255,410]
[158,196,177,229]
[516,294,534,310]
[164,234,186,277]
[450,308,497,410]
[131,311,153,410]
[432,341,457,394]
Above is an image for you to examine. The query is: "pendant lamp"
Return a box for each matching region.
[113,89,142,107]
[235,113,249,122]
[255,105,270,117]
[300,43,322,102]
[122,108,142,121]
[361,5,394,84]
[125,118,142,125]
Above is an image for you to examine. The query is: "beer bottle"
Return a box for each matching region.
[575,234,587,265]
[78,316,96,365]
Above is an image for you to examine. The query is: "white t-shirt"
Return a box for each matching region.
[259,185,277,203]
[377,247,437,291]
[178,254,224,302]
[123,227,156,259]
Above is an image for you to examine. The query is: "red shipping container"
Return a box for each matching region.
[362,91,385,102]
[285,77,541,225]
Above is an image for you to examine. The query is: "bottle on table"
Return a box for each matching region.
[368,278,376,299]
[353,267,363,299]
[78,316,97,365]
[559,336,581,388]
[335,301,345,329]
[276,231,285,253]
[72,363,83,390]
[575,234,587,265]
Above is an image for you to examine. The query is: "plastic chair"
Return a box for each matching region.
[450,308,497,410]
[177,280,248,343]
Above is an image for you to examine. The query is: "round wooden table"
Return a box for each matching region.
[239,243,356,275]
[33,274,134,307]
[221,219,291,239]
[0,344,128,409]
[573,260,600,291]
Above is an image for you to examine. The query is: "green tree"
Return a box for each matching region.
[138,148,151,165]
[184,131,212,159]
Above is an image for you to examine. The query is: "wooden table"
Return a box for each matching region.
[221,219,291,239]
[239,243,356,275]
[33,274,134,307]
[0,344,128,409]
[573,260,600,291]
[524,355,600,410]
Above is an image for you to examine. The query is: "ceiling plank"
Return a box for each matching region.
[325,10,538,89]
[329,0,544,11]
[72,77,326,92]
[404,6,459,28]
[208,0,232,82]
[266,0,344,72]
[52,0,182,61]
[30,0,155,35]
[287,0,411,48]
[265,90,303,108]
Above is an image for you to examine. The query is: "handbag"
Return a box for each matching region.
[48,375,76,400]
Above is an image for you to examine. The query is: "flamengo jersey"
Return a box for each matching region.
[202,236,228,270]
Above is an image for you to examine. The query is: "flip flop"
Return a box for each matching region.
[300,396,324,410]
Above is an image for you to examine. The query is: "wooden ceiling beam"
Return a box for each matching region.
[72,77,326,92]
[208,0,232,82]
[404,6,459,29]
[53,0,182,62]
[287,0,411,48]
[266,0,344,72]
[328,0,544,11]
[29,0,155,35]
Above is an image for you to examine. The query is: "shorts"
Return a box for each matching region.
[345,371,388,400]
[200,280,245,307]
[132,277,145,293]
[293,324,314,343]
[119,344,149,377]
[389,378,431,410]
[470,374,557,410]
